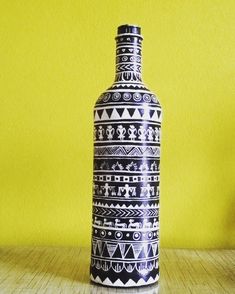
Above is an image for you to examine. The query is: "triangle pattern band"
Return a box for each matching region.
[93,202,159,209]
[92,240,159,260]
[90,273,159,287]
[94,106,162,122]
[94,146,160,157]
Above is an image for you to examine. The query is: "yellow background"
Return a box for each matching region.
[0,0,234,248]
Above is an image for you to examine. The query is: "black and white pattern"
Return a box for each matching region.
[90,24,162,287]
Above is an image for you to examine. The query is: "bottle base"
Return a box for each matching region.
[90,273,159,288]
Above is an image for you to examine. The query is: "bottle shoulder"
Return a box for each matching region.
[94,83,162,108]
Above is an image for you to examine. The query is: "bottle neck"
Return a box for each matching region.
[114,34,143,83]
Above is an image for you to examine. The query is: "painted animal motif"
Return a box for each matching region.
[94,217,102,226]
[115,219,127,228]
[103,218,114,227]
[153,218,159,228]
[143,219,152,229]
[128,219,142,229]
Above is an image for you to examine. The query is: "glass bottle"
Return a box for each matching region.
[90,24,162,287]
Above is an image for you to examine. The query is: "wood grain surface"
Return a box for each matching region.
[0,247,234,293]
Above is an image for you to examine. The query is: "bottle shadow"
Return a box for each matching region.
[1,246,159,293]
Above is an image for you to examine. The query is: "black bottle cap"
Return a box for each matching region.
[117,24,141,35]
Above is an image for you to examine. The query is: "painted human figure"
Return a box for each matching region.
[93,183,99,195]
[140,184,154,198]
[156,186,160,197]
[102,183,110,197]
[117,184,136,198]
[147,126,154,141]
[155,127,160,142]
[98,126,105,140]
[128,125,137,140]
[106,125,115,140]
[138,125,146,140]
[116,125,126,140]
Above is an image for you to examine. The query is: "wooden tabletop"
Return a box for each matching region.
[0,247,234,293]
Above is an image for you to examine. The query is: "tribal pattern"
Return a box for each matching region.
[116,64,142,73]
[90,25,162,287]
[94,105,162,122]
[94,174,160,182]
[94,123,160,142]
[94,145,160,157]
[93,182,160,199]
[92,227,159,241]
[98,91,159,104]
[92,241,159,260]
[93,206,159,218]
[94,159,160,172]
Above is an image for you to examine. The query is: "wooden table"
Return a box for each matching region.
[0,247,234,293]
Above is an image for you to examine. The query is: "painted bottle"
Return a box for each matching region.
[90,24,162,287]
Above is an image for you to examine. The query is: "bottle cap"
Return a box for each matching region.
[117,24,141,35]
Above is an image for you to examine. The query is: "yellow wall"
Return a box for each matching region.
[0,0,234,248]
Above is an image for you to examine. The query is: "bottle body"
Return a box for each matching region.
[90,25,162,287]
